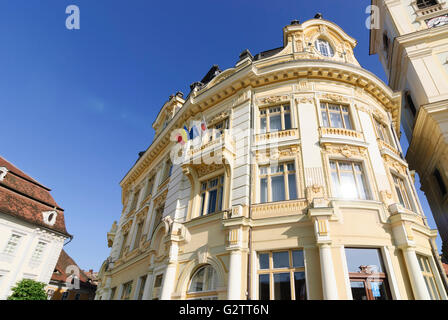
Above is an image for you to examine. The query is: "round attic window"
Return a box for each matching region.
[315,39,334,57]
[42,211,58,226]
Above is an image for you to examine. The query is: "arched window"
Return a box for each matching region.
[314,39,334,57]
[187,265,218,300]
[417,0,438,9]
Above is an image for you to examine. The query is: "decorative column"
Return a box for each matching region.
[318,243,339,300]
[160,241,178,300]
[223,210,248,300]
[389,205,431,300]
[309,205,339,300]
[227,249,243,299]
[402,247,431,300]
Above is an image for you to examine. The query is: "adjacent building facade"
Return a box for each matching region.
[96,17,448,300]
[0,156,71,299]
[369,0,448,261]
[46,249,97,300]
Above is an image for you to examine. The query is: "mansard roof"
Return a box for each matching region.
[0,156,70,237]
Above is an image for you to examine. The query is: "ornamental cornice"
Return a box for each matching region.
[257,94,290,106]
[322,143,368,158]
[382,153,408,176]
[255,145,300,162]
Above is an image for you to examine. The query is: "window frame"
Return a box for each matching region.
[29,240,48,267]
[3,233,22,257]
[259,103,292,133]
[329,159,370,200]
[209,118,229,141]
[314,39,335,57]
[391,172,414,210]
[198,174,225,216]
[373,117,394,147]
[120,281,133,300]
[137,275,147,300]
[417,0,439,9]
[320,102,354,130]
[257,249,306,300]
[417,254,441,300]
[186,264,219,300]
[258,162,298,203]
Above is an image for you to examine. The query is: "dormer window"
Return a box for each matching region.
[315,39,334,57]
[42,211,58,226]
[0,167,8,182]
[417,0,438,9]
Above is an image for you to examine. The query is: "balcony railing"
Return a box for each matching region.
[377,139,401,157]
[319,127,364,139]
[251,199,308,219]
[255,129,298,142]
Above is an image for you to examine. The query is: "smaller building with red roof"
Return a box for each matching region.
[0,156,71,299]
[46,249,97,300]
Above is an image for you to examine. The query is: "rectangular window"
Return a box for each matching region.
[259,104,292,133]
[3,234,22,256]
[61,291,69,300]
[144,176,154,199]
[392,173,413,210]
[130,189,141,211]
[137,275,147,300]
[30,241,47,267]
[119,233,128,258]
[374,118,393,146]
[417,255,441,300]
[345,248,390,300]
[210,118,229,140]
[329,160,369,200]
[152,274,163,300]
[199,175,224,216]
[110,287,117,300]
[121,281,133,300]
[259,162,298,203]
[133,222,144,250]
[257,249,306,300]
[161,159,173,183]
[321,103,353,129]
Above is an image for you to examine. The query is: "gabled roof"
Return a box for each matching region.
[51,249,90,283]
[0,156,70,236]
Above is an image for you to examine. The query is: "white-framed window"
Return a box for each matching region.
[199,175,224,216]
[187,265,218,300]
[391,173,413,210]
[46,289,55,300]
[29,241,47,267]
[417,254,441,300]
[374,117,394,146]
[137,275,147,300]
[329,160,370,200]
[259,104,291,133]
[321,102,353,129]
[257,249,306,300]
[209,118,229,141]
[129,188,141,211]
[132,221,144,250]
[160,159,173,183]
[152,274,163,300]
[120,281,133,300]
[315,39,334,57]
[3,233,22,256]
[259,162,298,203]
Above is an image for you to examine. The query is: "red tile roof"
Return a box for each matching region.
[0,156,69,236]
[51,249,89,283]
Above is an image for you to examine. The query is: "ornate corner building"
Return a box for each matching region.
[96,17,448,300]
[369,0,448,262]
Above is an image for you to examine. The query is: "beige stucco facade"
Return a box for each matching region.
[96,17,448,300]
[370,0,448,261]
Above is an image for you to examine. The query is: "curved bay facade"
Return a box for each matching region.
[96,18,448,300]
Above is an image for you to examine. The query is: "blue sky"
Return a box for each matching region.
[0,0,441,271]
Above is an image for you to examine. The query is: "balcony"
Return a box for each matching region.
[255,129,298,143]
[319,127,364,140]
[415,3,445,19]
[377,139,401,157]
[184,132,235,164]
